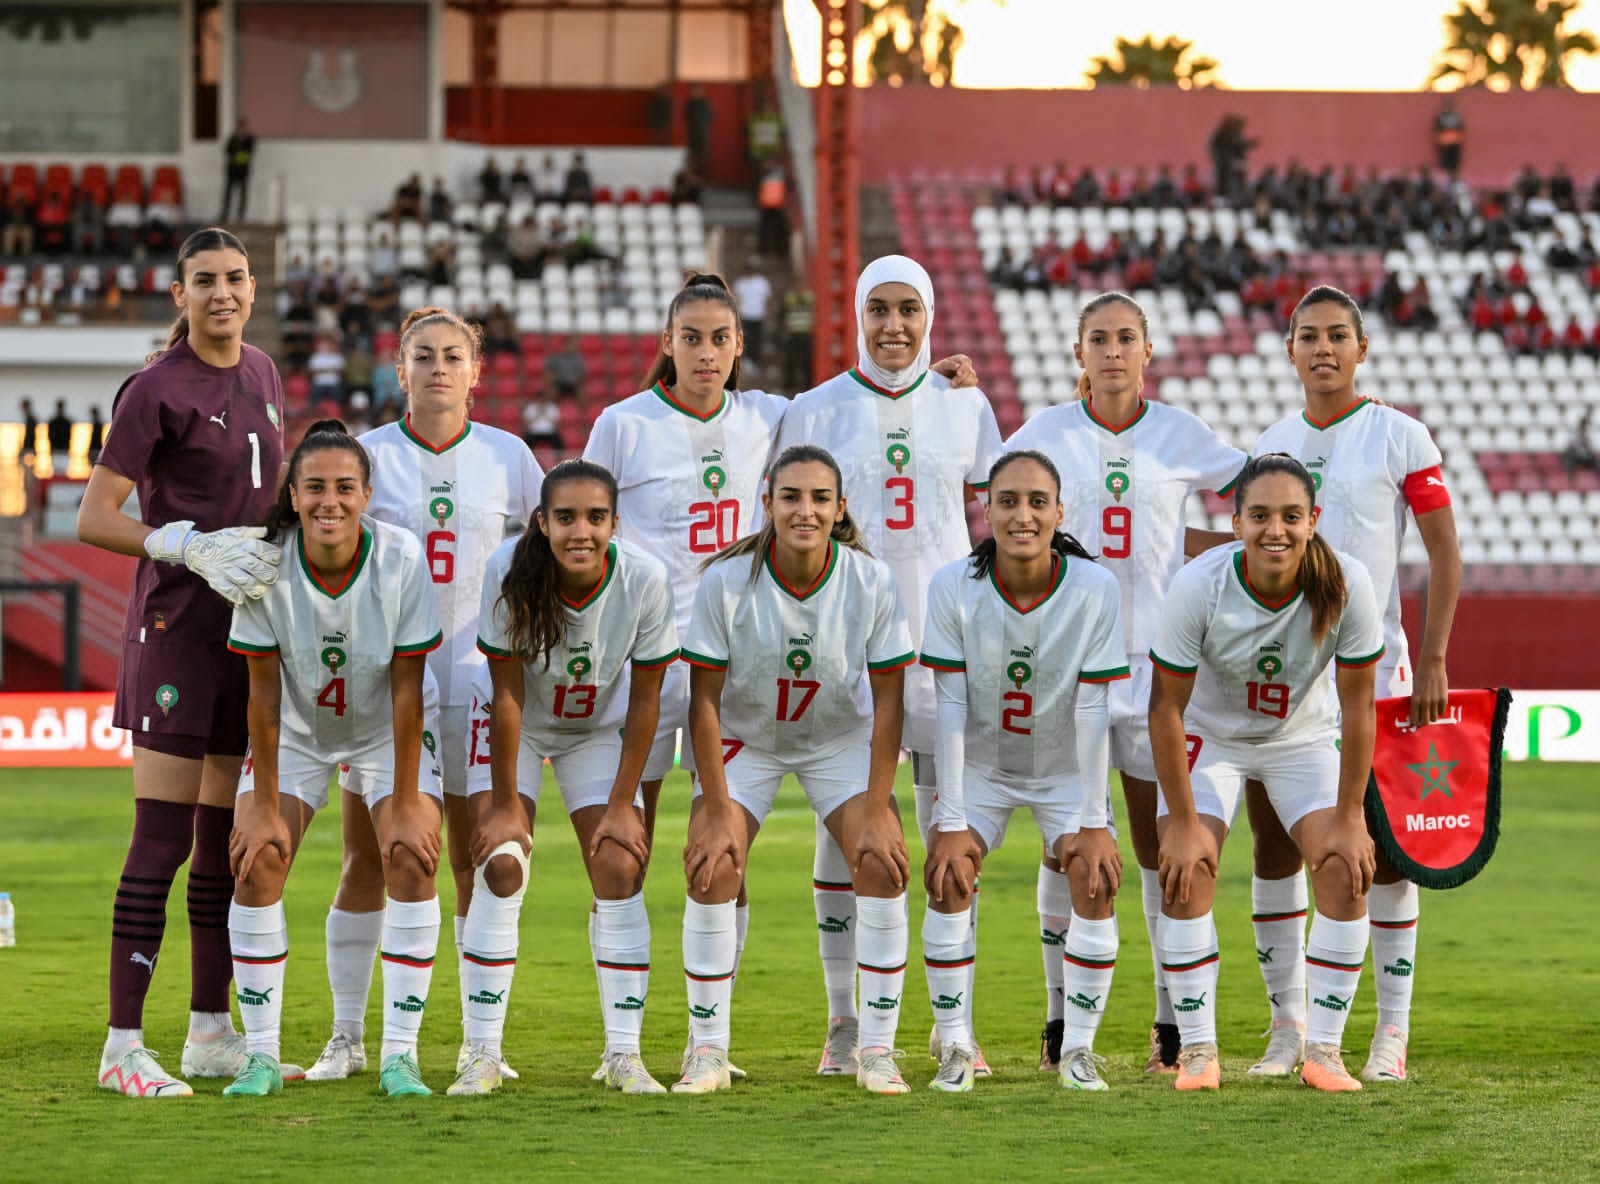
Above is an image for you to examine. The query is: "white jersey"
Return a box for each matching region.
[1006,398,1245,663]
[774,368,1002,751]
[361,417,543,709]
[582,383,789,636]
[683,541,915,762]
[920,554,1129,783]
[228,518,442,758]
[1150,544,1385,742]
[476,538,678,756]
[1255,398,1450,684]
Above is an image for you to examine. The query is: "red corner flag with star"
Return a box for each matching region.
[1365,688,1511,890]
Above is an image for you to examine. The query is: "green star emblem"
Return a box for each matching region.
[1405,742,1459,801]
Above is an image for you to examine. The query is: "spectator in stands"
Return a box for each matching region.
[344,389,373,436]
[599,257,631,311]
[339,284,374,352]
[1070,166,1103,207]
[543,334,587,401]
[3,194,35,256]
[479,155,505,204]
[650,84,674,147]
[671,164,704,206]
[521,398,561,453]
[1208,115,1255,202]
[565,216,611,266]
[368,271,399,330]
[535,153,563,203]
[369,226,397,280]
[34,188,71,254]
[1550,163,1577,211]
[308,333,346,403]
[222,118,257,222]
[1546,229,1583,271]
[73,191,106,255]
[989,246,1023,291]
[427,178,454,224]
[507,213,546,279]
[392,173,424,221]
[998,165,1034,208]
[1180,162,1208,206]
[18,397,38,465]
[483,302,517,355]
[508,156,534,203]
[734,258,773,364]
[563,152,594,204]
[88,405,105,464]
[342,349,374,409]
[426,240,454,287]
[47,398,73,463]
[757,160,788,257]
[1562,412,1597,477]
[685,84,714,171]
[1433,99,1464,179]
[782,287,814,393]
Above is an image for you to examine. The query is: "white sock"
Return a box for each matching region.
[326,907,382,1040]
[1037,865,1072,1023]
[734,902,750,982]
[856,894,908,1053]
[1305,913,1368,1046]
[921,906,973,1051]
[461,884,523,1054]
[683,899,736,1050]
[1061,913,1118,1052]
[1140,868,1174,1026]
[1368,880,1419,1035]
[104,1027,144,1059]
[1251,872,1309,1029]
[1159,912,1220,1048]
[965,888,980,1034]
[595,893,650,1056]
[187,1010,233,1040]
[813,816,857,1019]
[230,900,288,1059]
[454,912,468,1026]
[379,896,440,1059]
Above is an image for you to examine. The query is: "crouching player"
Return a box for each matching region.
[918,451,1129,1093]
[1149,454,1382,1092]
[225,421,445,1098]
[457,459,679,1096]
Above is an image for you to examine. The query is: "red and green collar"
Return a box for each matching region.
[1234,550,1300,612]
[1081,397,1148,435]
[653,381,725,422]
[299,525,372,599]
[400,413,470,454]
[990,554,1065,614]
[848,367,926,400]
[764,538,837,601]
[1302,397,1369,431]
[559,541,618,611]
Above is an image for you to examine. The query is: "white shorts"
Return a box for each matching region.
[961,765,1114,854]
[1156,726,1340,834]
[643,660,693,782]
[432,705,470,797]
[1108,658,1156,782]
[240,736,444,812]
[466,728,640,816]
[693,740,868,827]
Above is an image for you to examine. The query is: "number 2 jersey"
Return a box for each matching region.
[1005,398,1246,664]
[1149,543,1384,742]
[476,538,679,757]
[583,383,790,637]
[919,553,1129,783]
[682,541,915,762]
[227,518,443,758]
[774,369,1001,752]
[361,416,544,710]
[1255,398,1451,689]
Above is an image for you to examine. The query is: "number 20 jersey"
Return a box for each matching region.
[1149,543,1384,742]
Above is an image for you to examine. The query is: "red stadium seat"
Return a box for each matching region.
[79,164,110,206]
[113,165,144,205]
[150,165,183,206]
[8,163,38,205]
[42,164,73,201]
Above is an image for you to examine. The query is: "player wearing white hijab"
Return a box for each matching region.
[775,255,1001,1075]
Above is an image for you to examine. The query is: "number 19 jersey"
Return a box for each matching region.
[682,541,915,762]
[1006,398,1245,663]
[1150,544,1384,742]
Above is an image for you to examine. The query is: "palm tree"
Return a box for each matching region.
[1085,34,1219,89]
[858,0,1001,87]
[1429,0,1598,89]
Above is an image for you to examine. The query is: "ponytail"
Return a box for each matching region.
[498,458,618,667]
[641,271,744,393]
[703,444,872,580]
[263,418,369,542]
[1298,533,1346,647]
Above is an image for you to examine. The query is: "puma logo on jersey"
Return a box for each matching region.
[1425,476,1445,487]
[129,951,158,974]
[209,411,228,430]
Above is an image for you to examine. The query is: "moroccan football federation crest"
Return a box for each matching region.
[885,441,911,474]
[1306,458,1327,492]
[567,654,593,680]
[429,494,455,528]
[1366,688,1510,889]
[266,401,281,430]
[321,645,347,673]
[1256,643,1284,681]
[156,684,179,716]
[1105,459,1131,502]
[702,465,726,498]
[1006,659,1033,690]
[786,648,813,676]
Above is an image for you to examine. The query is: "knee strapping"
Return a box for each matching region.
[474,840,530,902]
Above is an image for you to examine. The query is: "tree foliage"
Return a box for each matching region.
[1085,33,1219,89]
[857,0,1000,87]
[1429,0,1599,89]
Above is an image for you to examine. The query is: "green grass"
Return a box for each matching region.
[2,764,1597,1182]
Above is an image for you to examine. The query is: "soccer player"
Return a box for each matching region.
[1149,454,1383,1093]
[307,306,542,1085]
[1005,292,1246,1073]
[774,255,1001,1076]
[77,227,286,1097]
[1244,285,1461,1082]
[454,459,679,1096]
[223,421,445,1098]
[919,450,1130,1093]
[675,445,916,1096]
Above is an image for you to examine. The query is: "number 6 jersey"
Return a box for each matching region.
[227,518,443,756]
[682,540,915,761]
[1149,543,1384,742]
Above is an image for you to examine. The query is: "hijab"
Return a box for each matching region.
[853,254,934,392]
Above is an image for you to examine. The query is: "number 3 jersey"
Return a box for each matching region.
[919,554,1129,783]
[682,541,915,762]
[1005,398,1246,664]
[774,370,1002,752]
[583,384,790,637]
[1149,543,1384,742]
[227,519,443,757]
[361,417,544,710]
[476,538,679,757]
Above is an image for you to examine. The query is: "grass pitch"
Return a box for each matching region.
[2,764,1596,1182]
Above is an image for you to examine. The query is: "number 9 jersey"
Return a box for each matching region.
[1149,543,1384,743]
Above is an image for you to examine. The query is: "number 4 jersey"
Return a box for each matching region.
[227,519,443,758]
[682,541,915,762]
[1150,543,1384,742]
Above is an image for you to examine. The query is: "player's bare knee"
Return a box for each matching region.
[483,852,525,898]
[383,845,433,898]
[589,844,644,899]
[851,862,898,899]
[235,848,289,904]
